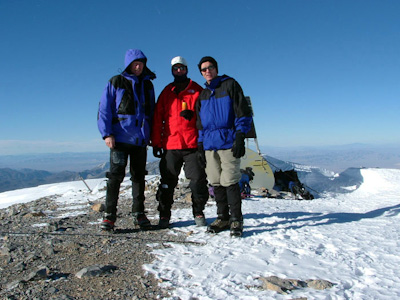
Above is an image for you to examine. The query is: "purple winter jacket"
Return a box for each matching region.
[97,49,156,147]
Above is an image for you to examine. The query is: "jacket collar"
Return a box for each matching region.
[205,75,230,90]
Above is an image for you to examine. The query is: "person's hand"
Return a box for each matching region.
[231,131,245,158]
[153,147,164,158]
[105,136,115,149]
[180,110,194,121]
[197,143,206,168]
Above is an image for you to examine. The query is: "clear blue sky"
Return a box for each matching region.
[1,0,399,155]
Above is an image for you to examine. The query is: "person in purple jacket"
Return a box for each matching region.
[97,49,156,231]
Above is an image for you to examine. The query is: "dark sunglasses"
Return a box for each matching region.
[200,65,215,73]
[173,66,187,71]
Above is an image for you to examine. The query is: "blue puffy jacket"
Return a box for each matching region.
[196,75,253,151]
[98,49,156,147]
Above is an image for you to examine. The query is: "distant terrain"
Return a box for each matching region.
[261,143,400,173]
[0,152,110,172]
[0,160,160,193]
[0,143,399,193]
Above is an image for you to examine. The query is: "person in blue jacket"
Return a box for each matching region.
[196,56,253,237]
[97,49,156,231]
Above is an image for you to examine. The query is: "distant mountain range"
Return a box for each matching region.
[2,144,399,173]
[0,168,81,192]
[261,143,400,172]
[1,143,399,193]
[0,152,111,172]
[0,160,160,193]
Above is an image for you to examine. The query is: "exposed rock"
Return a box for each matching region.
[5,279,22,291]
[306,279,335,290]
[258,275,335,295]
[75,264,118,278]
[0,246,10,256]
[91,202,105,212]
[25,265,50,281]
[183,192,192,203]
[23,211,47,218]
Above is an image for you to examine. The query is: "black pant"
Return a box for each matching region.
[157,149,208,218]
[213,184,242,221]
[104,143,147,219]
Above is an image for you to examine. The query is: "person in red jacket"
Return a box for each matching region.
[151,56,209,229]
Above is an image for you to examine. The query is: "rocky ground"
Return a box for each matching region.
[0,180,197,300]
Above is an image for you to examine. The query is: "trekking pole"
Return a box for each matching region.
[79,175,92,193]
[254,137,262,156]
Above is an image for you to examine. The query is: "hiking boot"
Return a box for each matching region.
[133,212,151,229]
[100,213,116,231]
[207,218,230,233]
[194,215,207,227]
[100,219,115,231]
[230,220,243,237]
[158,217,170,229]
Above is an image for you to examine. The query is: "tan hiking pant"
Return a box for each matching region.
[205,149,241,187]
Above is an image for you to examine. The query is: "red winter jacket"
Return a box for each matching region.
[151,80,203,150]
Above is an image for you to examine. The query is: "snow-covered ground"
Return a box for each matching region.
[1,168,399,299]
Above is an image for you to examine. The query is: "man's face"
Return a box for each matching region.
[200,61,217,84]
[129,61,144,76]
[172,64,187,76]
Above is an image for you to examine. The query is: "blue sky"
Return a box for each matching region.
[1,0,399,155]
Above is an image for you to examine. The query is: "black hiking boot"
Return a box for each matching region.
[207,218,230,233]
[158,217,170,229]
[133,212,151,230]
[230,220,243,237]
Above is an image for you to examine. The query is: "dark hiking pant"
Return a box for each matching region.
[156,149,208,218]
[104,143,147,220]
[213,183,242,221]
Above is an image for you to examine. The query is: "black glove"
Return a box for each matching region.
[180,110,194,121]
[231,131,246,158]
[197,142,206,169]
[153,147,164,158]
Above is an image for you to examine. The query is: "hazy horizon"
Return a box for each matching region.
[0,143,399,174]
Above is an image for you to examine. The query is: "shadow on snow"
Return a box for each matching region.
[243,203,400,236]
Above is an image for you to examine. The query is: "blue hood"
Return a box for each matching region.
[124,49,147,69]
[123,49,156,80]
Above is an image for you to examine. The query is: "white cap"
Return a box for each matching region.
[171,56,188,67]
